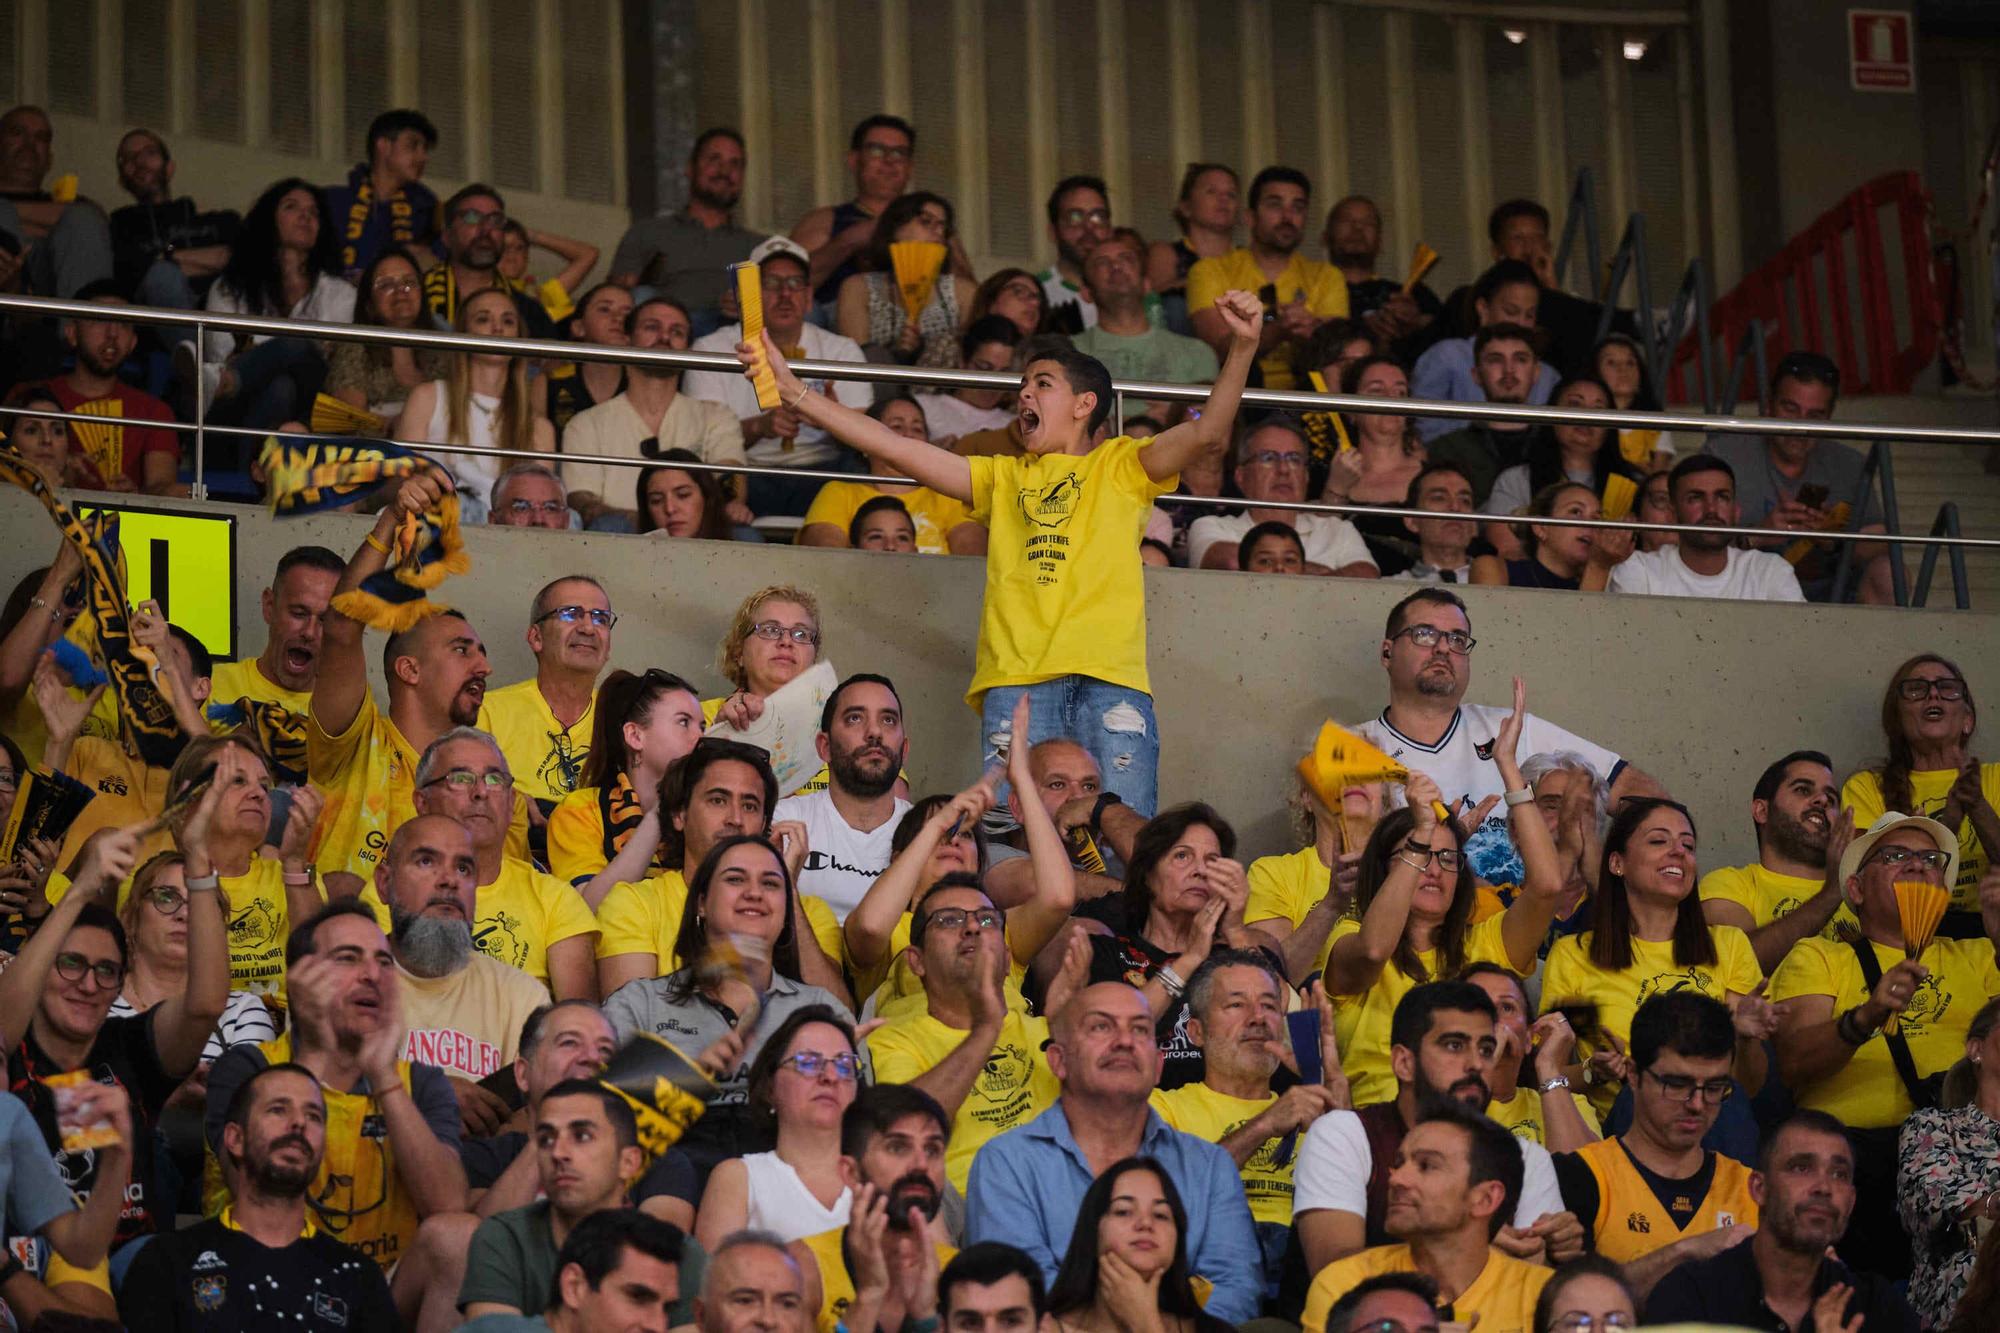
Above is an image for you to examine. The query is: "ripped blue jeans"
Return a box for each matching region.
[980,676,1159,818]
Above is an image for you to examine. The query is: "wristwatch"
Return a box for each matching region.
[1089,791,1123,832]
[1503,787,1535,807]
[1537,1075,1571,1094]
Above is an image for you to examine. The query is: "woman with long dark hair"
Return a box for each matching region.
[1844,653,2000,937]
[1046,1158,1233,1333]
[1484,375,1642,541]
[1540,797,1773,1117]
[969,268,1048,338]
[325,244,445,423]
[198,177,356,430]
[1594,332,1671,472]
[835,192,977,366]
[636,449,735,541]
[1471,481,1618,592]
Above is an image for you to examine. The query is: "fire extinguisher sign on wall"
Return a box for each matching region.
[1849,9,1915,93]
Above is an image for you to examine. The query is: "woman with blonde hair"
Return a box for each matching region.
[393,285,555,518]
[111,850,278,1065]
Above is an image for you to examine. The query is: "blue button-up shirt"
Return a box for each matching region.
[964,1100,1263,1323]
[1410,335,1562,441]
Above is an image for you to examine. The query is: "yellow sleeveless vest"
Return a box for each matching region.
[1576,1137,1759,1263]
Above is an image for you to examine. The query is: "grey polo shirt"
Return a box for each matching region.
[601,970,853,1105]
[608,209,763,316]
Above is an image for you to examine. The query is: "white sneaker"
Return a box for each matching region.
[171,341,224,415]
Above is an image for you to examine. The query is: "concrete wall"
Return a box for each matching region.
[2,486,1992,876]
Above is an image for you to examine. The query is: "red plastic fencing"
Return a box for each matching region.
[1667,171,1942,404]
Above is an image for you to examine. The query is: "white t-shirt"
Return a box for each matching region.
[1292,1108,1566,1227]
[682,322,873,468]
[916,392,1013,441]
[1607,545,1807,602]
[771,789,912,922]
[1187,511,1376,571]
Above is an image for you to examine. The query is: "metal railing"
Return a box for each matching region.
[3,294,1999,571]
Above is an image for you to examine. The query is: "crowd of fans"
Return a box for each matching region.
[0,98,1988,1333]
[1,102,1903,605]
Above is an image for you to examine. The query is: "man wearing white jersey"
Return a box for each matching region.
[1354,588,1657,884]
[772,673,911,920]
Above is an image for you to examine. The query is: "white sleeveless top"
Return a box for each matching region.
[741,1150,852,1242]
[422,381,503,514]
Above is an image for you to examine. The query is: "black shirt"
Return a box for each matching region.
[9,1009,183,1253]
[1645,1237,1921,1332]
[108,198,242,295]
[117,1215,396,1333]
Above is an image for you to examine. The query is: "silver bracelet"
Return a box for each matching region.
[1156,964,1187,999]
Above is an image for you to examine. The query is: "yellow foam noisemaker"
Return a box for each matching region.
[1306,372,1355,457]
[1402,243,1440,294]
[596,1031,720,1167]
[731,261,782,410]
[1601,473,1639,521]
[51,173,79,204]
[1299,720,1453,826]
[1888,878,1951,1034]
[1782,501,1852,565]
[308,393,388,437]
[890,240,948,323]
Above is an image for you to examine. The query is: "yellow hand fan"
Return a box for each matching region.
[1298,721,1453,827]
[308,393,387,437]
[68,399,128,484]
[730,261,782,410]
[1402,243,1440,294]
[1782,502,1852,565]
[1307,373,1355,454]
[1886,879,1950,1034]
[889,240,948,323]
[1601,473,1639,521]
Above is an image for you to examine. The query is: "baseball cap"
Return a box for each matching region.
[1836,810,1959,894]
[747,235,811,272]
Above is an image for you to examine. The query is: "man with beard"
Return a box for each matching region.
[1608,455,1806,601]
[1355,589,1651,884]
[1150,952,1348,1303]
[1324,194,1441,354]
[106,127,239,346]
[562,296,746,526]
[460,1081,651,1320]
[1421,323,1547,503]
[421,182,555,337]
[1301,1103,1551,1333]
[205,545,343,789]
[1644,1111,1921,1332]
[45,281,183,493]
[1293,982,1578,1278]
[1188,418,1377,574]
[792,1085,957,1333]
[480,577,617,815]
[1551,994,1759,1297]
[1071,229,1217,425]
[1188,166,1349,391]
[1034,175,1117,332]
[121,1064,395,1331]
[610,128,763,334]
[1770,809,1998,1280]
[964,983,1263,1323]
[373,814,551,1096]
[1411,261,1560,445]
[408,728,598,1004]
[774,676,913,922]
[310,466,528,893]
[1700,750,1856,971]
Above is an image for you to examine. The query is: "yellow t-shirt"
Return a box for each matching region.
[1768,934,2000,1127]
[1571,1137,1758,1263]
[221,856,303,997]
[865,1008,1057,1193]
[548,784,612,885]
[205,658,312,786]
[964,436,1173,708]
[1843,764,2000,911]
[1539,925,1763,1116]
[1245,845,1333,931]
[853,911,1030,1021]
[1322,912,1521,1108]
[397,953,553,1079]
[1302,1245,1550,1333]
[1185,248,1350,391]
[55,734,173,869]
[593,867,845,973]
[478,678,596,808]
[1150,1083,1293,1226]
[802,480,980,555]
[306,692,529,881]
[1486,1084,1600,1147]
[801,1227,957,1333]
[1698,862,1858,938]
[361,857,598,985]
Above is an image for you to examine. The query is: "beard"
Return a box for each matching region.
[1766,807,1829,867]
[884,1171,942,1228]
[392,907,474,975]
[243,1135,318,1198]
[1415,667,1458,698]
[1413,1069,1490,1114]
[829,739,898,799]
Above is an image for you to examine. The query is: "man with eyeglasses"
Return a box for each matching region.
[407,728,599,1004]
[1071,229,1216,426]
[421,181,556,338]
[1702,351,1897,604]
[1188,418,1376,574]
[861,876,1061,1196]
[489,463,575,531]
[310,467,530,893]
[1698,750,1857,974]
[480,575,616,819]
[323,108,439,282]
[0,818,215,1303]
[772,675,912,922]
[792,115,926,318]
[563,295,747,528]
[1037,175,1118,332]
[1549,993,1759,1298]
[683,235,873,518]
[1188,166,1349,391]
[1645,1110,1922,1333]
[1770,809,1999,1279]
[1356,589,1650,885]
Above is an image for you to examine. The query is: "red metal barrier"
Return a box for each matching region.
[1667,171,1942,404]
